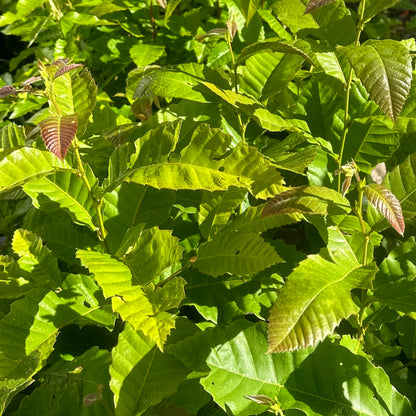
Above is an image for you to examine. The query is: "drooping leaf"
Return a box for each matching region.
[193,231,283,277]
[364,183,404,236]
[200,322,415,416]
[304,0,336,14]
[38,115,78,160]
[267,241,377,352]
[110,323,188,416]
[262,185,350,217]
[0,148,70,194]
[343,39,413,120]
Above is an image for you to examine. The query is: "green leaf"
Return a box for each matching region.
[361,0,403,22]
[262,185,350,217]
[11,229,61,288]
[11,347,114,416]
[237,39,314,66]
[343,40,413,120]
[128,123,286,196]
[364,183,405,236]
[165,0,183,22]
[267,247,377,352]
[271,0,355,46]
[77,250,185,350]
[112,278,186,351]
[47,66,97,137]
[0,274,114,360]
[0,123,26,150]
[343,117,400,173]
[0,0,47,25]
[396,316,416,360]
[201,322,415,416]
[241,0,261,24]
[198,188,247,240]
[0,148,71,194]
[110,323,188,416]
[130,44,165,67]
[194,231,283,277]
[23,170,97,231]
[103,183,176,253]
[116,225,183,285]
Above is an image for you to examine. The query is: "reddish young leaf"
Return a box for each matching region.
[39,115,78,160]
[0,85,17,98]
[54,63,83,79]
[304,0,336,13]
[364,183,405,236]
[22,76,42,86]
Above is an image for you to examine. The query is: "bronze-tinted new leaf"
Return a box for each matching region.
[0,85,17,98]
[39,115,78,160]
[365,183,405,236]
[54,63,83,79]
[304,0,336,14]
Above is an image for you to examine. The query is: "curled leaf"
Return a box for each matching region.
[39,115,78,160]
[364,183,405,236]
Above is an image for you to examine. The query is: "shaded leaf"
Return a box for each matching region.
[343,40,413,120]
[54,63,83,79]
[38,115,78,160]
[110,323,188,416]
[361,0,402,22]
[364,183,404,236]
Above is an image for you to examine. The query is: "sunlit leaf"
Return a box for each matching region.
[262,185,350,217]
[38,115,78,160]
[343,40,413,120]
[304,0,336,14]
[364,183,404,236]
